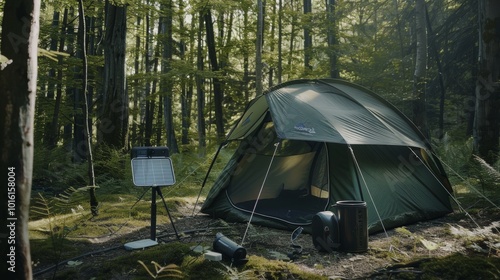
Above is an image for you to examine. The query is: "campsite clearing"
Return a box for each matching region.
[31,197,499,279]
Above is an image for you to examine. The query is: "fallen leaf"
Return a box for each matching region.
[420,238,439,251]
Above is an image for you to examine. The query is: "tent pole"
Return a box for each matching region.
[192,142,226,216]
[241,141,281,246]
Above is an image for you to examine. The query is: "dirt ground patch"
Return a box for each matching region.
[32,201,500,279]
[165,204,499,279]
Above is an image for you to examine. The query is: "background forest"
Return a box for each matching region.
[20,0,500,192]
[1,0,499,279]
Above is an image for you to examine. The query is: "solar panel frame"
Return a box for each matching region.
[131,157,176,187]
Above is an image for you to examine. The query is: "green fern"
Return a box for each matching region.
[473,155,500,180]
[30,192,76,278]
[30,193,54,225]
[138,260,184,279]
[53,185,98,205]
[472,154,500,195]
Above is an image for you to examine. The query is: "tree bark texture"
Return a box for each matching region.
[43,11,60,147]
[256,0,264,95]
[277,0,283,84]
[47,8,68,149]
[180,2,192,146]
[78,0,99,216]
[425,5,446,140]
[303,0,312,71]
[197,11,207,156]
[0,0,40,278]
[161,0,179,153]
[144,2,155,146]
[204,8,225,140]
[412,0,428,138]
[99,1,129,149]
[474,0,500,164]
[327,0,339,78]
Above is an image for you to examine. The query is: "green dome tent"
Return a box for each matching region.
[200,79,453,233]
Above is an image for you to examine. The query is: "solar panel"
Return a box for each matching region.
[131,158,176,187]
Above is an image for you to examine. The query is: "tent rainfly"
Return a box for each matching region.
[200,79,453,233]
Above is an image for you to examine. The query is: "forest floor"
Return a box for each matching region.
[31,198,500,280]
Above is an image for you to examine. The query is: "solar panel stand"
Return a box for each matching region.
[124,147,180,250]
[125,187,180,250]
[124,187,161,251]
[152,186,180,240]
[150,187,157,241]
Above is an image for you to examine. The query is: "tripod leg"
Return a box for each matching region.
[151,187,157,241]
[156,188,180,239]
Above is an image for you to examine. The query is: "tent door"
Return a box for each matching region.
[227,140,330,225]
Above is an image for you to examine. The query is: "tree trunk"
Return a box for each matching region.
[73,6,86,162]
[243,6,251,100]
[78,0,98,217]
[144,1,154,146]
[197,11,207,156]
[277,0,283,84]
[63,8,76,151]
[474,0,500,164]
[412,0,428,138]
[181,81,193,146]
[132,16,142,147]
[256,0,264,95]
[43,11,60,147]
[287,0,297,81]
[0,0,40,278]
[425,5,446,140]
[180,0,192,146]
[156,96,163,145]
[86,15,97,150]
[45,9,68,149]
[327,0,339,78]
[204,8,225,140]
[303,0,312,72]
[152,45,161,146]
[268,2,277,88]
[393,0,406,77]
[161,0,179,153]
[99,1,128,149]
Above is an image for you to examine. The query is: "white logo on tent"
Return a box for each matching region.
[294,123,316,134]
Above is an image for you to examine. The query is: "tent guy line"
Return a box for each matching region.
[348,144,389,239]
[241,141,281,246]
